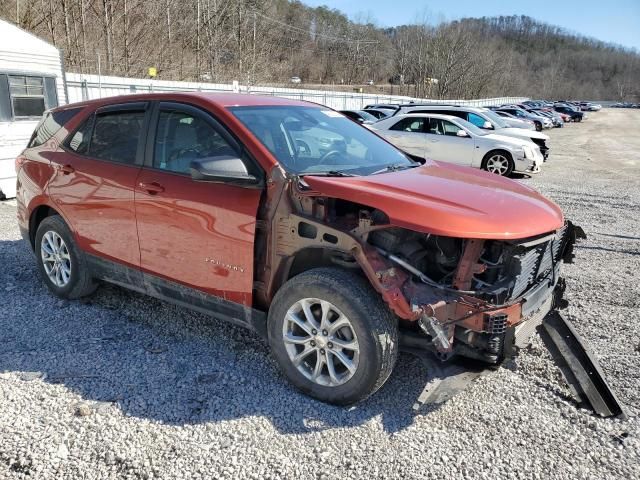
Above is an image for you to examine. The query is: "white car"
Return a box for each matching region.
[371,113,543,176]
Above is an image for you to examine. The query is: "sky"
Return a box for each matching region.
[302,0,640,51]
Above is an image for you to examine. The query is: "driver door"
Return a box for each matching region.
[424,118,474,166]
[134,102,262,306]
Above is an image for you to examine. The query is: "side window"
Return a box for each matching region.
[153,110,236,174]
[88,110,145,164]
[426,118,443,135]
[444,110,466,120]
[8,75,46,118]
[66,115,95,155]
[467,113,486,128]
[29,108,83,148]
[390,117,425,132]
[441,120,462,136]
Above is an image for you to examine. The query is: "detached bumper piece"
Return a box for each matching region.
[538,311,628,419]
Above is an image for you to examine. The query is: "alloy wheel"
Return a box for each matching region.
[41,231,72,287]
[282,298,360,387]
[486,154,510,175]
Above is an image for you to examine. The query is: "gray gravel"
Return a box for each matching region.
[1,109,639,479]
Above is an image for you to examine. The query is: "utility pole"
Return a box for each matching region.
[252,12,256,86]
[97,52,102,98]
[16,0,19,24]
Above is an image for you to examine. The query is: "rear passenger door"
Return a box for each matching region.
[134,102,262,307]
[49,102,149,278]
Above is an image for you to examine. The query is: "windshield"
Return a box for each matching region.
[230,106,413,175]
[481,109,509,129]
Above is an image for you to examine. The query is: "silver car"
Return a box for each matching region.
[371,113,543,176]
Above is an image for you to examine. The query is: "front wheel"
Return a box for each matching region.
[268,267,398,405]
[482,151,514,176]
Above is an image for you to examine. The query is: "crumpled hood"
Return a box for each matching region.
[304,162,564,239]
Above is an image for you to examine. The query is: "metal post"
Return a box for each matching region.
[97,52,102,98]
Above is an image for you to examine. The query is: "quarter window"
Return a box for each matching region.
[29,108,83,147]
[88,111,145,164]
[8,75,46,117]
[390,117,425,132]
[153,110,236,174]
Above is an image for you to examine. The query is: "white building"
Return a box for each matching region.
[0,19,66,199]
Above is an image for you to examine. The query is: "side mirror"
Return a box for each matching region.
[482,121,493,129]
[456,129,470,138]
[190,156,260,186]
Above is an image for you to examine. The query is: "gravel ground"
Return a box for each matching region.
[1,108,639,479]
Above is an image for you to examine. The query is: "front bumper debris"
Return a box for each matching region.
[538,311,628,419]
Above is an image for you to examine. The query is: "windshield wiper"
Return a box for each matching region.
[370,163,420,175]
[301,170,359,177]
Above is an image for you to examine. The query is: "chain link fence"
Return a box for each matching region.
[65,72,528,110]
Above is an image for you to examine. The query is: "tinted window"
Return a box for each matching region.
[154,110,236,174]
[29,108,83,147]
[66,115,95,155]
[390,117,425,132]
[87,111,145,164]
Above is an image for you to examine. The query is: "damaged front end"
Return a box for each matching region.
[262,174,624,418]
[367,221,586,365]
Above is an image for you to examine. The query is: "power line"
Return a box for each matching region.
[254,11,379,45]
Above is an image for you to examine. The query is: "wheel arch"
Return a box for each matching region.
[29,204,62,250]
[481,148,513,168]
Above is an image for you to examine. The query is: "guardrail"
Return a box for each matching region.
[65,72,528,110]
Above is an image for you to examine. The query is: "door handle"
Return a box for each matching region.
[138,181,165,194]
[58,164,75,174]
[429,139,439,143]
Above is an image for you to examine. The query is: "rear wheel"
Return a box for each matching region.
[35,215,97,299]
[268,267,398,405]
[482,151,514,176]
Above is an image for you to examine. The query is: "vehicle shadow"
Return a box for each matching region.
[509,173,532,180]
[0,239,433,435]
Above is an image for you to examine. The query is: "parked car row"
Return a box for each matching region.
[611,102,640,108]
[348,98,602,177]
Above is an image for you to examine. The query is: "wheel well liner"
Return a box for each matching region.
[29,205,60,249]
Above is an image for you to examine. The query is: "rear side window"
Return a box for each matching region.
[390,117,425,132]
[88,111,145,164]
[28,108,83,147]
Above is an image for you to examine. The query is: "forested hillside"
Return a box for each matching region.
[1,0,638,100]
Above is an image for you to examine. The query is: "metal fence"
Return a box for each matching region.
[65,72,528,110]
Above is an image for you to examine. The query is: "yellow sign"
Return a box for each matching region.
[148,67,157,78]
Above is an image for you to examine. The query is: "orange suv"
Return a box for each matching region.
[16,93,583,405]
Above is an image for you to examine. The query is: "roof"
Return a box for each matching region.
[0,19,60,56]
[53,92,316,111]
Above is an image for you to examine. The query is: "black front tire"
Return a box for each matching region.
[267,267,398,405]
[34,215,97,299]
